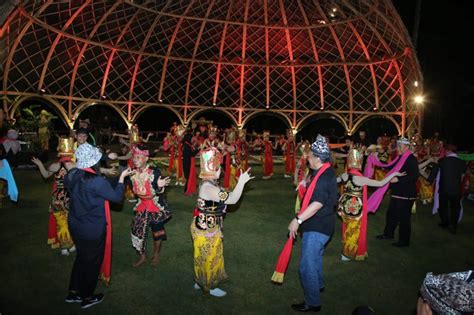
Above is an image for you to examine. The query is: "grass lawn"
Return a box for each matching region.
[1,165,473,315]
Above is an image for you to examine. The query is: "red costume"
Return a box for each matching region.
[263,133,273,178]
[284,137,296,176]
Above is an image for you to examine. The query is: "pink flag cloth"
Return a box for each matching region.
[367,151,411,213]
[363,154,400,178]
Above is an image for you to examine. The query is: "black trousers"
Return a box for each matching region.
[68,231,106,298]
[383,198,414,244]
[439,193,461,229]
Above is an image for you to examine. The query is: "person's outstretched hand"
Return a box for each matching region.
[157,176,171,188]
[238,167,255,184]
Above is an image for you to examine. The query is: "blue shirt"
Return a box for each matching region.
[65,169,124,240]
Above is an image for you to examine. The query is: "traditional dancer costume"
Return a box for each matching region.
[374,146,390,181]
[191,148,228,292]
[130,147,172,261]
[337,149,368,261]
[34,137,75,254]
[236,129,249,172]
[262,131,273,179]
[173,125,185,186]
[284,130,296,178]
[295,141,311,213]
[163,132,176,174]
[191,148,253,297]
[223,129,239,190]
[417,142,434,205]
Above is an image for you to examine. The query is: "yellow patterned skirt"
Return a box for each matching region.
[190,222,228,292]
[341,218,363,260]
[229,165,238,190]
[338,194,366,260]
[374,168,386,181]
[53,210,74,249]
[419,177,433,202]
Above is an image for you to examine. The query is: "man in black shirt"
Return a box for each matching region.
[289,135,338,312]
[429,145,467,233]
[376,137,419,247]
[182,129,199,193]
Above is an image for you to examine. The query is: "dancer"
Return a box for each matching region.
[182,129,199,195]
[337,148,405,261]
[222,128,239,190]
[374,144,390,181]
[262,131,274,180]
[236,129,249,172]
[172,125,186,186]
[129,144,172,266]
[113,124,153,147]
[283,130,296,178]
[32,137,76,255]
[191,147,253,297]
[252,134,264,153]
[201,126,219,150]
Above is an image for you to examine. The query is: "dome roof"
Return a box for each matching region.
[0,0,422,134]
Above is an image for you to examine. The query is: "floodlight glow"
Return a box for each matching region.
[414,95,424,104]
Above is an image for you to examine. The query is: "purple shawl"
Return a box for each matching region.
[367,151,411,213]
[364,153,400,178]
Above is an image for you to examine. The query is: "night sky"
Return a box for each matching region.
[393,0,474,150]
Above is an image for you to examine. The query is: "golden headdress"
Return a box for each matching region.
[299,140,311,156]
[347,148,363,170]
[175,125,185,137]
[208,125,217,136]
[129,124,140,144]
[227,128,236,142]
[57,137,75,156]
[199,147,223,179]
[263,130,270,140]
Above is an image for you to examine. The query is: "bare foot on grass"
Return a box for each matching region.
[133,254,146,267]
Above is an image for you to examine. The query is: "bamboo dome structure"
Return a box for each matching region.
[0,0,422,135]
